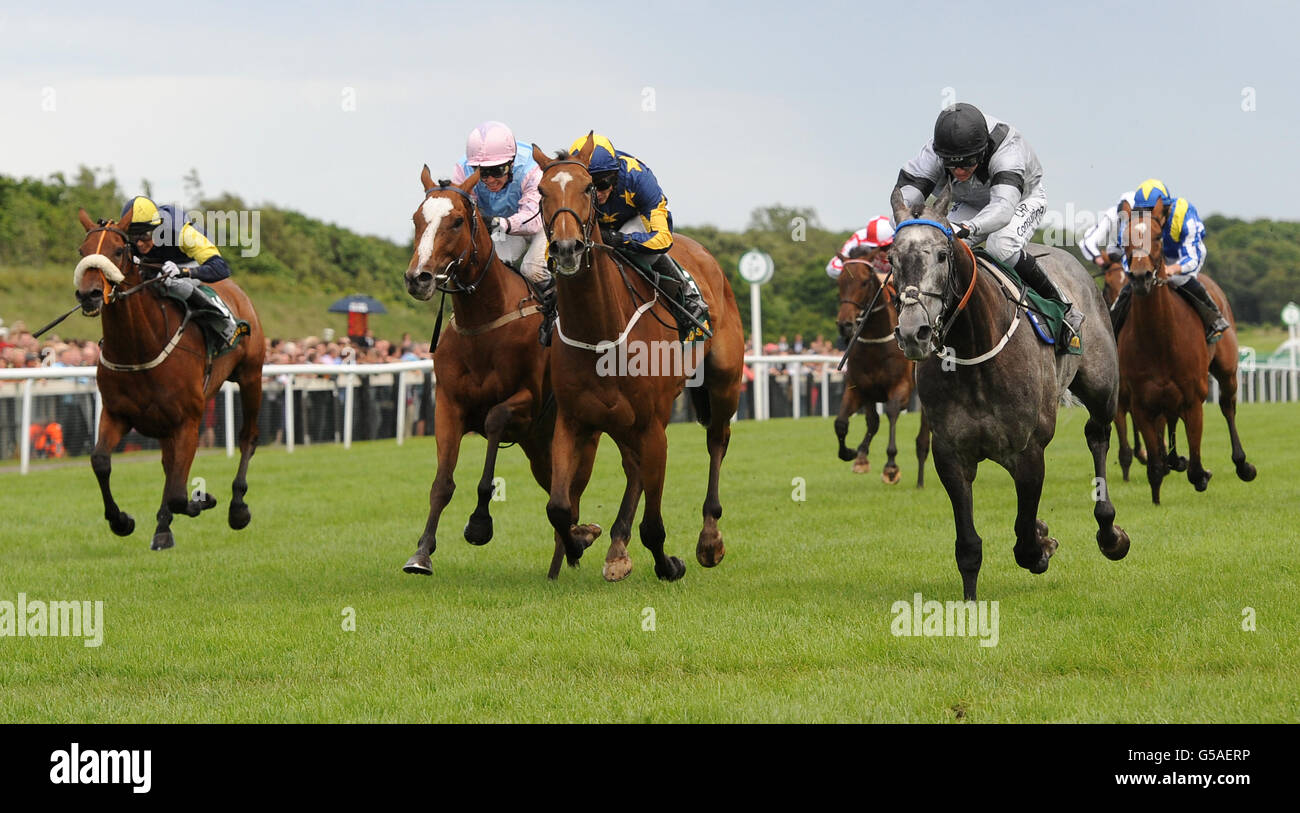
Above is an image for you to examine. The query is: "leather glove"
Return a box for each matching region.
[600,228,623,247]
[954,223,973,240]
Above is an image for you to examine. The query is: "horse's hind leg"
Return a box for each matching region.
[465,393,534,546]
[1183,404,1212,492]
[932,443,982,600]
[1084,412,1129,560]
[638,424,685,581]
[1211,360,1256,481]
[229,372,261,531]
[91,411,135,537]
[834,385,863,463]
[880,391,905,485]
[1165,418,1187,473]
[1114,408,1134,481]
[696,391,733,568]
[403,400,464,575]
[1009,444,1057,576]
[854,406,880,474]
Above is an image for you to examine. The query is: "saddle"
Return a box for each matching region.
[605,247,712,343]
[159,282,250,361]
[972,248,1082,356]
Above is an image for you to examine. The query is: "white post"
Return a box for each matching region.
[284,376,295,453]
[224,384,236,458]
[93,388,102,445]
[792,363,802,419]
[343,373,354,450]
[20,379,32,475]
[750,282,763,421]
[395,371,407,446]
[821,366,830,417]
[1290,322,1298,402]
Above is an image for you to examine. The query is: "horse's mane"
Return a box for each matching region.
[846,245,877,260]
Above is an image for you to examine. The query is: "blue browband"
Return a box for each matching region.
[894,218,954,239]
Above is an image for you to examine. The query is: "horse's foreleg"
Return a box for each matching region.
[229,371,261,531]
[1084,414,1129,561]
[604,443,641,582]
[546,416,592,577]
[696,400,732,568]
[156,419,204,550]
[91,411,134,537]
[834,385,862,463]
[1183,404,1212,492]
[933,443,981,600]
[465,392,534,546]
[638,424,684,582]
[915,408,931,488]
[879,392,904,485]
[1009,444,1056,575]
[403,401,464,575]
[1135,411,1166,505]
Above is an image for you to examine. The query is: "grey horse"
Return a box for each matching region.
[889,185,1130,600]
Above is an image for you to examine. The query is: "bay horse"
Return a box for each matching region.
[889,186,1129,600]
[532,136,744,582]
[73,208,264,550]
[400,167,601,575]
[834,248,930,485]
[1116,198,1255,504]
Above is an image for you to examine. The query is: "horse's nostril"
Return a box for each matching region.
[916,325,932,343]
[417,271,432,284]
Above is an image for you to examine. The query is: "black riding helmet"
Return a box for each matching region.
[933,103,989,167]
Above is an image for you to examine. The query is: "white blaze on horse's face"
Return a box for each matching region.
[417,197,454,271]
[553,171,574,192]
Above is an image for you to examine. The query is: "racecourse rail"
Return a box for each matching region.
[2,353,1297,474]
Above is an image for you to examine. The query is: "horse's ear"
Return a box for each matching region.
[1152,197,1167,222]
[889,187,910,225]
[576,131,595,165]
[420,164,435,192]
[532,143,551,169]
[116,208,133,232]
[931,183,953,225]
[1119,199,1133,216]
[78,208,95,232]
[459,170,479,193]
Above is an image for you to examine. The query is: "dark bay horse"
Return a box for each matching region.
[1117,198,1255,504]
[532,137,744,582]
[889,186,1129,600]
[400,167,601,575]
[834,249,930,485]
[73,208,264,550]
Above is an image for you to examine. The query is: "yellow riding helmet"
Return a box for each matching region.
[121,196,163,235]
[570,133,619,173]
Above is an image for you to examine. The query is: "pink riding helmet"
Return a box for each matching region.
[466,121,517,167]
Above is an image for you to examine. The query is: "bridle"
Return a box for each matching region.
[421,182,493,295]
[892,218,977,355]
[839,258,891,316]
[540,160,596,267]
[82,221,167,304]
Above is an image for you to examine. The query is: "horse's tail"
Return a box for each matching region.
[688,381,711,427]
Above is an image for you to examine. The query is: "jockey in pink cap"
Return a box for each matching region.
[450,121,554,343]
[826,215,895,281]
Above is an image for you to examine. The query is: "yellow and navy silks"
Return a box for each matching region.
[573,135,674,254]
[121,197,231,283]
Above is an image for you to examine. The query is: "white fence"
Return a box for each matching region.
[3,352,1296,474]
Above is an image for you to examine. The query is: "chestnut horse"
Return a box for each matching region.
[833,249,930,485]
[890,186,1129,600]
[1117,199,1255,504]
[73,209,264,550]
[532,136,744,582]
[401,167,601,575]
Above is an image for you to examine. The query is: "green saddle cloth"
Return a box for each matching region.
[160,283,250,360]
[972,248,1081,356]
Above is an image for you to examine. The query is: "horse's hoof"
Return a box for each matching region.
[150,532,175,551]
[1236,462,1256,482]
[228,503,251,530]
[572,523,602,550]
[837,447,856,462]
[1099,526,1130,561]
[881,466,901,485]
[1039,535,1059,561]
[109,513,135,537]
[192,493,218,512]
[1193,469,1212,492]
[655,556,686,582]
[1168,455,1188,473]
[402,553,433,575]
[696,531,725,568]
[852,454,870,474]
[1035,518,1049,538]
[602,555,633,582]
[463,514,493,546]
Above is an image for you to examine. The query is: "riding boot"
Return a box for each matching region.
[651,252,711,342]
[535,273,558,347]
[1014,251,1083,350]
[1110,282,1132,336]
[1174,277,1230,344]
[187,286,247,350]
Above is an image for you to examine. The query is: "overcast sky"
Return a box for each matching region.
[0,0,1291,245]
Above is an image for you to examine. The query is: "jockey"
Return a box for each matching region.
[893,102,1083,349]
[827,215,895,281]
[1110,179,1229,343]
[121,195,246,349]
[568,133,709,343]
[1077,179,1170,269]
[450,121,552,343]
